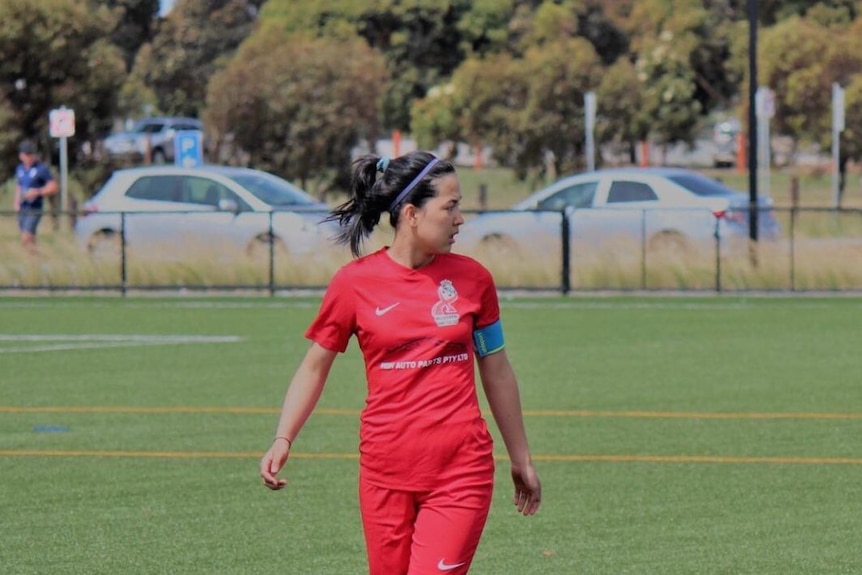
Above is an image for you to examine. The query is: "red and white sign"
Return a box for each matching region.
[49,107,76,138]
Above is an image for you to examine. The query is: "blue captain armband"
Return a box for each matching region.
[473,320,505,358]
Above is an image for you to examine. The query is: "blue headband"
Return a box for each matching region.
[388,158,440,211]
[376,156,390,172]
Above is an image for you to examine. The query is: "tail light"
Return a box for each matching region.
[716,209,746,224]
[81,203,99,217]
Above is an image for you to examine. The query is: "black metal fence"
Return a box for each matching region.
[2,207,861,294]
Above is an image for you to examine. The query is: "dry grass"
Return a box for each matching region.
[4,234,862,293]
[3,208,862,292]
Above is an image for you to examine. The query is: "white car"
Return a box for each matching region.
[457,167,780,254]
[74,165,335,258]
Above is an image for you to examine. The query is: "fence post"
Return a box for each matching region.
[561,210,571,295]
[121,212,128,297]
[478,183,487,212]
[789,205,797,291]
[714,216,722,293]
[268,212,275,297]
[640,210,647,290]
[790,176,799,209]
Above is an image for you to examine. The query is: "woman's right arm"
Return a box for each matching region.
[259,342,338,490]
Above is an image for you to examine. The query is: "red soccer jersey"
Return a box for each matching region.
[306,248,499,490]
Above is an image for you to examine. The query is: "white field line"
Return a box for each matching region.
[0,334,242,354]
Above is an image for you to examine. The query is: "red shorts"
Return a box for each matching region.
[359,472,494,575]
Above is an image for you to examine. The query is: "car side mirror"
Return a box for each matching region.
[217,198,240,213]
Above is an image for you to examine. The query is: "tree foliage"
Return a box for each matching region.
[205,31,388,190]
[760,17,862,144]
[131,0,261,117]
[596,58,648,161]
[257,0,517,131]
[412,34,602,178]
[91,0,160,71]
[0,0,126,168]
[6,0,862,183]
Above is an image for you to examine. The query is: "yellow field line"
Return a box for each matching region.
[3,406,862,420]
[523,410,862,420]
[2,450,862,465]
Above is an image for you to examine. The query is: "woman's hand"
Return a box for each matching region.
[511,462,541,516]
[259,437,291,490]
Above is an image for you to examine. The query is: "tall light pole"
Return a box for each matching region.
[748,0,759,242]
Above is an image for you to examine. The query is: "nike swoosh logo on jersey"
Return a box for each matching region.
[437,559,466,571]
[375,302,400,316]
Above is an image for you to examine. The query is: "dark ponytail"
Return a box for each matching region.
[325,151,455,257]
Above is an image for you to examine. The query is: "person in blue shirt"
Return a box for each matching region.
[13,140,58,254]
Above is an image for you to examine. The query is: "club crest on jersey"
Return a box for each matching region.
[431,279,459,327]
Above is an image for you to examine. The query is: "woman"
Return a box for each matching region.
[259,151,541,574]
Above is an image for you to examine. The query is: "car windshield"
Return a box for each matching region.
[132,121,166,134]
[666,173,739,197]
[226,172,318,206]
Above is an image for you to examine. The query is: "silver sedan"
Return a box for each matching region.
[457,167,780,255]
[74,165,335,258]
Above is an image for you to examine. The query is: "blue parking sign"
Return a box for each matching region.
[174,130,204,167]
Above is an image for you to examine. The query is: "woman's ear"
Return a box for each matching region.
[403,203,420,226]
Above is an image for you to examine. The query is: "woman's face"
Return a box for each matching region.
[412,174,464,254]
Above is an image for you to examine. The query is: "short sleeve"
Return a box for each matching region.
[305,267,356,353]
[474,262,500,329]
[38,164,54,183]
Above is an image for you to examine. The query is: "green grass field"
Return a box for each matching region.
[2,296,862,574]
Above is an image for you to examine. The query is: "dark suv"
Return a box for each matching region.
[102,117,204,164]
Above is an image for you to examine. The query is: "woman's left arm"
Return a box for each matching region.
[477,350,542,515]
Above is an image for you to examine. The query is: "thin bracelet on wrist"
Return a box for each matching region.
[274,435,292,448]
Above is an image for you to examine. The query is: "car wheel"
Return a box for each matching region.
[648,231,691,257]
[478,233,521,257]
[87,230,122,257]
[246,233,287,259]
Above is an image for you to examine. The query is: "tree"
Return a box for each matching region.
[759,17,838,143]
[513,37,604,176]
[412,35,603,179]
[204,31,388,191]
[91,0,160,71]
[625,0,737,115]
[634,31,703,154]
[838,75,862,202]
[0,0,126,168]
[758,0,857,25]
[257,0,515,131]
[411,53,525,165]
[131,0,261,117]
[596,58,649,164]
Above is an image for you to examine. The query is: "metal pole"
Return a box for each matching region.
[832,82,844,208]
[561,210,571,295]
[60,136,69,231]
[584,92,596,171]
[268,212,275,296]
[748,0,759,243]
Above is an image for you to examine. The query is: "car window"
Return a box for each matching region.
[225,172,317,207]
[181,176,251,210]
[173,123,201,131]
[124,175,183,202]
[537,181,598,210]
[666,173,737,197]
[607,181,658,203]
[135,121,166,134]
